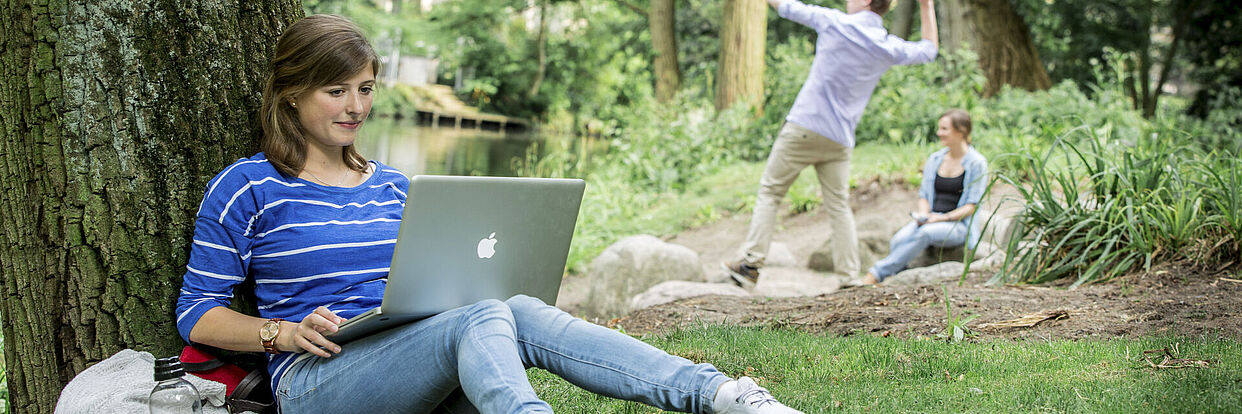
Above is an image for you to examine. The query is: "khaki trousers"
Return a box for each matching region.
[738,122,860,276]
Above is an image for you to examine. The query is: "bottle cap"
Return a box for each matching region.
[154,356,186,382]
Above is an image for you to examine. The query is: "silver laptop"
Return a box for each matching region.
[327,175,586,344]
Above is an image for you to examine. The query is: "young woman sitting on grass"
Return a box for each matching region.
[861,109,988,284]
[174,14,803,413]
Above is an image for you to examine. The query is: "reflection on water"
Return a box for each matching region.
[353,118,546,177]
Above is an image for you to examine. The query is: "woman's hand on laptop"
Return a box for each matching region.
[278,306,345,357]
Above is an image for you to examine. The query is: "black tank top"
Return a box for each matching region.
[932,173,965,213]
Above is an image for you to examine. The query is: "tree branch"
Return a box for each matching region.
[614,0,648,17]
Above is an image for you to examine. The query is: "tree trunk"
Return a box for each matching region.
[891,0,917,40]
[1143,0,1197,119]
[650,0,681,102]
[528,0,549,98]
[939,0,1052,96]
[715,0,767,111]
[0,1,302,412]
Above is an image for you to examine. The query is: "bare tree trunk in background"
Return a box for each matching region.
[938,0,1051,96]
[716,0,767,112]
[651,0,681,102]
[528,0,549,98]
[0,1,302,412]
[891,0,917,39]
[1141,0,1196,118]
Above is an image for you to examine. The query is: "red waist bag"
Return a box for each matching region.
[180,346,276,413]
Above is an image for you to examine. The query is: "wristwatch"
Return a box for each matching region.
[260,318,284,354]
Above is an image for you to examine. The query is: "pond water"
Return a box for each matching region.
[352,117,551,177]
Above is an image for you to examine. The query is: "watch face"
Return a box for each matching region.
[261,321,279,341]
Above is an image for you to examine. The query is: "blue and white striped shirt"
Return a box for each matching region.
[175,153,409,391]
[779,0,938,148]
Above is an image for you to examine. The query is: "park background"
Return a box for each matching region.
[1,0,1240,412]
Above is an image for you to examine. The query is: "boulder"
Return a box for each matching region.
[705,242,796,284]
[907,245,970,268]
[807,231,882,274]
[895,242,1002,276]
[765,242,797,267]
[976,209,1023,249]
[754,267,842,298]
[883,261,966,286]
[629,281,751,310]
[585,235,704,318]
[808,214,900,273]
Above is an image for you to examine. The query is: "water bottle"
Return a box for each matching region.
[149,356,203,414]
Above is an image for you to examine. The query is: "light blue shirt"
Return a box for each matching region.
[779,0,938,148]
[918,147,989,249]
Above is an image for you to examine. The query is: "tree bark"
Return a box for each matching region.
[650,0,681,102]
[528,0,549,98]
[938,0,1052,96]
[1144,0,1197,118]
[0,1,302,412]
[891,0,918,40]
[715,0,767,111]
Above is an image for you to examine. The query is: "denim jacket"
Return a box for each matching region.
[918,147,989,249]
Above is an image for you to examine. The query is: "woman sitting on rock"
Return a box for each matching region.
[861,109,988,285]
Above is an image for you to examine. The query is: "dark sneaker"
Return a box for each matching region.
[722,261,760,288]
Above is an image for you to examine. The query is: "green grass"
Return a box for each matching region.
[530,325,1242,413]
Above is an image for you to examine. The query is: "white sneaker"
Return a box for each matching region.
[712,377,804,414]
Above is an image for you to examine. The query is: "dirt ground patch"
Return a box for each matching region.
[617,263,1242,340]
[569,181,1242,340]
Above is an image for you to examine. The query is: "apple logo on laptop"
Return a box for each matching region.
[477,232,498,259]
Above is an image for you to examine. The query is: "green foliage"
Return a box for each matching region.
[530,326,1242,412]
[336,0,1242,284]
[992,124,1240,286]
[369,83,424,118]
[1015,0,1242,120]
[936,285,978,343]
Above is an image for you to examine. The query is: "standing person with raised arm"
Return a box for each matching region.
[724,0,939,287]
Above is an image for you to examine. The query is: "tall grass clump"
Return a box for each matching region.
[993,124,1241,286]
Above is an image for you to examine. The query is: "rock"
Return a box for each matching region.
[585,235,704,318]
[807,231,882,274]
[977,211,1023,248]
[883,261,966,286]
[754,267,841,297]
[907,245,970,268]
[629,281,751,310]
[704,265,733,284]
[966,242,1005,272]
[765,242,797,267]
[808,215,895,273]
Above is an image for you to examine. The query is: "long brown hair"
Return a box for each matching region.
[940,108,972,144]
[870,0,892,15]
[260,15,379,177]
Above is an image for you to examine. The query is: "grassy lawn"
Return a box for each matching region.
[530,325,1242,413]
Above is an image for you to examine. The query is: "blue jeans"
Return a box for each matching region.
[275,295,730,413]
[869,220,968,281]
